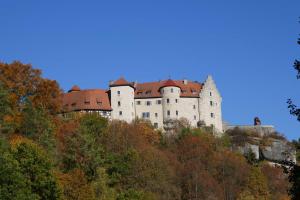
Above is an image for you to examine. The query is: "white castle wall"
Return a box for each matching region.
[199,75,223,133]
[110,86,135,123]
[134,98,164,129]
[161,86,181,121]
[178,98,199,127]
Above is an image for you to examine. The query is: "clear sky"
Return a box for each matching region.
[0,0,299,140]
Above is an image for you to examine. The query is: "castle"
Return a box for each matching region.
[62,75,223,133]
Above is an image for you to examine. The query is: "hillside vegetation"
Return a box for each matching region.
[0,61,296,200]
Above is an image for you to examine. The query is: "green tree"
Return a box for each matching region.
[20,101,56,153]
[91,168,117,200]
[0,83,15,134]
[10,137,61,199]
[0,138,37,200]
[61,114,108,181]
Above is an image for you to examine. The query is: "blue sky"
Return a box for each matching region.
[0,0,299,140]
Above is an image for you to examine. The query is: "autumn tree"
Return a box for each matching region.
[239,167,270,200]
[0,61,62,114]
[57,168,95,200]
[0,61,62,136]
[261,163,290,200]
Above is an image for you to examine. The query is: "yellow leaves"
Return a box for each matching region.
[9,134,36,149]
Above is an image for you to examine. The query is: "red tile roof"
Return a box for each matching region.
[159,79,181,89]
[62,89,112,112]
[68,85,81,92]
[135,80,202,98]
[109,77,134,88]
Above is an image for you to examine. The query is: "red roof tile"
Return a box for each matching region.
[110,77,134,88]
[68,85,81,92]
[62,89,112,112]
[134,80,202,98]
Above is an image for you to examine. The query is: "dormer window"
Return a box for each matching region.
[145,90,151,95]
[71,103,76,107]
[137,91,143,95]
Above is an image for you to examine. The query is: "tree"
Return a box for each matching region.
[240,167,270,200]
[19,101,56,153]
[91,168,117,200]
[0,138,37,200]
[59,114,107,181]
[261,163,290,200]
[57,168,95,200]
[9,136,61,199]
[0,83,15,133]
[0,61,62,135]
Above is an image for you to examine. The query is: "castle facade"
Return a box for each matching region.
[62,76,223,133]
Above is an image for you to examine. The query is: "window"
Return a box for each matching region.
[154,123,158,128]
[210,101,213,106]
[146,101,152,106]
[171,88,174,93]
[175,99,178,103]
[117,91,120,96]
[156,100,162,104]
[194,115,196,120]
[176,110,178,116]
[167,99,170,103]
[155,113,158,117]
[119,111,122,116]
[118,101,121,107]
[193,105,196,109]
[211,113,214,118]
[142,112,150,119]
[167,110,170,116]
[210,92,212,96]
[137,101,141,105]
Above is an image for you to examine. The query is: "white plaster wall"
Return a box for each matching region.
[161,87,181,121]
[178,97,200,127]
[134,98,164,129]
[199,75,223,133]
[110,86,135,123]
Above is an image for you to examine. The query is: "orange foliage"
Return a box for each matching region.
[0,61,62,115]
[56,169,95,200]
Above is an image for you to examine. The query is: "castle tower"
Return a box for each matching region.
[198,75,223,134]
[110,77,135,123]
[160,79,182,124]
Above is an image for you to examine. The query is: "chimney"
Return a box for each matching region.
[183,79,188,85]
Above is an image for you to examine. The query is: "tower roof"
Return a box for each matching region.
[68,85,81,93]
[159,79,181,90]
[109,77,134,88]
